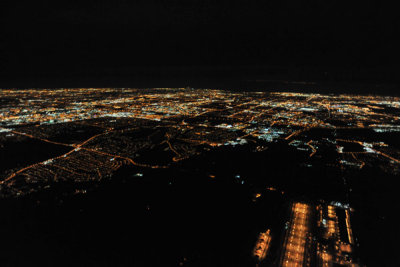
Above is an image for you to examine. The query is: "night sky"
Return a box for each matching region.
[0,1,398,87]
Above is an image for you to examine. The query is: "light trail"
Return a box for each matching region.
[345,209,355,245]
[165,132,182,158]
[285,128,309,141]
[306,140,317,157]
[350,152,365,169]
[0,127,71,147]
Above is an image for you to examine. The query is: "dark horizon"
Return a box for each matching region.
[1,1,399,93]
[1,65,399,96]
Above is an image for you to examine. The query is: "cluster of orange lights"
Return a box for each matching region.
[281,202,311,267]
[253,229,272,261]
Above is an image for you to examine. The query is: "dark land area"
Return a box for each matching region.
[0,135,71,175]
[1,141,398,266]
